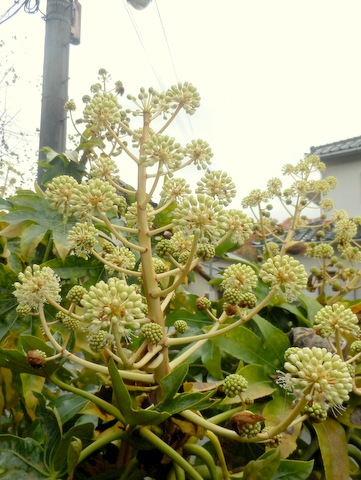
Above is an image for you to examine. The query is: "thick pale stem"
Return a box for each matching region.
[137,110,170,381]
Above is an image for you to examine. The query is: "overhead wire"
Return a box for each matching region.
[123,1,167,92]
[0,0,42,25]
[154,0,195,138]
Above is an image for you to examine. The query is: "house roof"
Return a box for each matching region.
[310,135,361,158]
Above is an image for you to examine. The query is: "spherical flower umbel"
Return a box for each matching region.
[279,346,353,409]
[89,157,120,181]
[83,92,121,132]
[184,139,213,170]
[335,218,358,244]
[104,246,136,275]
[196,170,236,206]
[173,194,227,242]
[81,277,145,327]
[159,177,191,202]
[169,232,195,258]
[70,178,121,220]
[223,373,248,398]
[314,304,360,338]
[140,322,163,344]
[259,254,308,301]
[45,175,78,216]
[165,82,200,115]
[223,209,254,246]
[221,263,258,293]
[67,222,99,257]
[13,265,61,310]
[140,134,184,172]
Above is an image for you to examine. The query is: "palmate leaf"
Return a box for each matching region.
[0,434,49,479]
[0,191,76,261]
[211,317,289,375]
[313,418,349,480]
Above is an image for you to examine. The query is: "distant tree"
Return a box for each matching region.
[0,38,35,197]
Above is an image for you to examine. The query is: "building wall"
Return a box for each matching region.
[322,152,361,217]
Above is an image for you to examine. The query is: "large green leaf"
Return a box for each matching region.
[272,459,314,480]
[201,342,223,380]
[53,422,94,474]
[48,392,90,425]
[262,389,301,459]
[252,315,290,366]
[34,393,63,470]
[314,417,349,480]
[243,449,281,480]
[211,324,282,375]
[44,255,105,282]
[0,434,49,479]
[1,192,75,260]
[108,359,169,426]
[160,363,188,404]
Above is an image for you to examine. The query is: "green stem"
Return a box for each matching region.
[173,462,186,480]
[139,427,204,480]
[112,321,132,367]
[50,373,127,424]
[119,457,140,480]
[184,441,219,480]
[205,430,229,480]
[42,231,53,263]
[77,429,128,466]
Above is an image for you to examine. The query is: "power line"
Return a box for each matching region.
[123,0,167,92]
[0,0,43,25]
[154,0,178,82]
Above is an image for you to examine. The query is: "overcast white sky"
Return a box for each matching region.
[2,0,361,218]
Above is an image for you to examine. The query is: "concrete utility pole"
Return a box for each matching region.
[37,0,72,185]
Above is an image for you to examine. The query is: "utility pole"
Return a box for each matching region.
[37,0,73,185]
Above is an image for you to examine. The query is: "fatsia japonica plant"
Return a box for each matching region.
[1,69,361,479]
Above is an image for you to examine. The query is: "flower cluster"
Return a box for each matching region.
[45,175,78,216]
[223,209,254,245]
[159,177,191,202]
[259,255,308,301]
[140,134,184,172]
[306,243,334,259]
[184,139,213,170]
[221,263,258,292]
[279,346,352,409]
[81,277,145,328]
[70,178,121,220]
[314,304,360,338]
[104,246,136,275]
[196,170,236,206]
[165,82,200,115]
[169,232,195,258]
[242,189,270,209]
[83,92,121,132]
[90,157,120,181]
[173,194,227,242]
[335,218,358,244]
[13,265,61,310]
[67,222,99,257]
